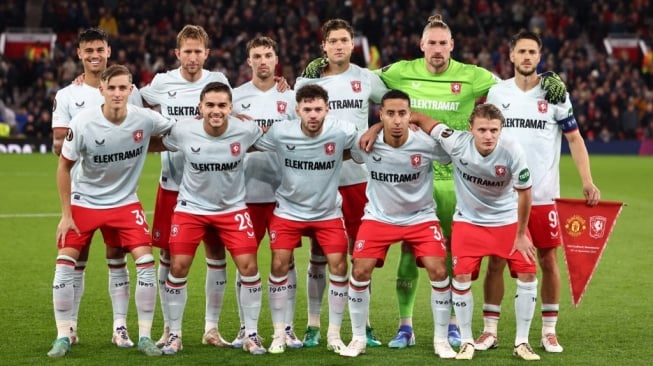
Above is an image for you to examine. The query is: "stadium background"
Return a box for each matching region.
[1,0,653,146]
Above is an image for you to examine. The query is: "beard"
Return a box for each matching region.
[516,65,537,77]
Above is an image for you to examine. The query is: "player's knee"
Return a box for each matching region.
[537,251,559,273]
[351,266,372,282]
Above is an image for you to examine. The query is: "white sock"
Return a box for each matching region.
[240,273,262,335]
[53,255,76,339]
[107,257,129,330]
[306,254,327,327]
[205,258,227,333]
[285,262,298,326]
[268,273,288,327]
[451,279,473,344]
[327,273,348,338]
[541,303,559,335]
[482,303,501,335]
[515,279,538,346]
[165,273,187,337]
[71,260,85,333]
[134,254,156,339]
[348,278,370,338]
[157,255,170,332]
[431,277,451,341]
[235,271,244,328]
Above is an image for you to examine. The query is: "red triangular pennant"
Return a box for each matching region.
[554,198,624,307]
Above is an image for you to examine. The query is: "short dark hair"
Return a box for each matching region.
[101,64,131,84]
[78,28,109,47]
[322,18,354,40]
[469,104,505,126]
[200,82,232,102]
[381,89,411,106]
[246,36,278,55]
[510,29,542,50]
[295,84,329,104]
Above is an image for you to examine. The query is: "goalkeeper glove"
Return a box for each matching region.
[540,71,567,104]
[301,57,329,79]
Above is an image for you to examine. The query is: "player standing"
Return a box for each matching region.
[414,103,540,361]
[368,14,567,348]
[48,65,173,358]
[139,25,233,348]
[253,84,357,354]
[230,36,301,350]
[340,90,454,359]
[294,18,388,348]
[475,30,600,353]
[156,82,266,355]
[51,27,143,348]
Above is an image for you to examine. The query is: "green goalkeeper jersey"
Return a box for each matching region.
[379,58,498,179]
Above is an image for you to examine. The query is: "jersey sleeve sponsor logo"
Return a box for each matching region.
[277,101,287,114]
[518,168,530,182]
[451,82,462,95]
[324,142,335,155]
[537,100,548,114]
[133,129,144,142]
[230,142,241,156]
[440,128,454,138]
[495,165,506,177]
[65,128,74,141]
[350,80,362,93]
[411,153,422,168]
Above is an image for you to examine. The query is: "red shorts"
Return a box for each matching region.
[59,203,151,252]
[247,202,276,245]
[169,209,258,257]
[269,215,348,255]
[151,185,178,249]
[338,183,367,239]
[451,221,536,280]
[353,220,447,267]
[529,204,562,249]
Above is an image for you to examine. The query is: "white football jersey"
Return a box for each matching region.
[141,68,231,191]
[232,81,297,203]
[52,82,143,128]
[254,117,357,221]
[487,79,577,205]
[62,105,174,208]
[295,64,389,186]
[430,124,532,226]
[351,129,450,225]
[163,117,262,215]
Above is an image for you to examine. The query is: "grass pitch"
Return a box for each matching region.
[0,153,651,365]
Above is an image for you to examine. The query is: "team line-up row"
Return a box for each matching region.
[46,17,600,362]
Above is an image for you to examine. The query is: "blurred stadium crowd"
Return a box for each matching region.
[1,0,653,141]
